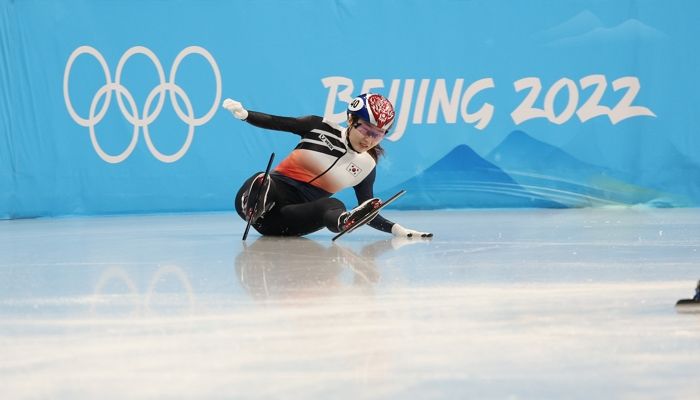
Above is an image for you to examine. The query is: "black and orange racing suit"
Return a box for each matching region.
[234,111,395,236]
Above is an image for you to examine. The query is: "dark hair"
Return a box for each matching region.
[348,115,386,162]
[369,143,384,161]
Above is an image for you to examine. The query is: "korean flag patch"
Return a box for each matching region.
[347,163,362,177]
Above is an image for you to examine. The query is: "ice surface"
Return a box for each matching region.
[1,208,699,399]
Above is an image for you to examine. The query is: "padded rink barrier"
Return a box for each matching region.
[2,0,700,218]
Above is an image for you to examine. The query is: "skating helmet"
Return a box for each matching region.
[346,93,395,132]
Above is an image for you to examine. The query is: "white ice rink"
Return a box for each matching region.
[1,208,699,399]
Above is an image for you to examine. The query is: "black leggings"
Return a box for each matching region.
[235,173,347,236]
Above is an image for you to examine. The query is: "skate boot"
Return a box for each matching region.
[241,173,274,223]
[338,198,381,231]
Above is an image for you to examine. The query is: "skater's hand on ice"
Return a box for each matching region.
[391,224,433,239]
[222,98,249,120]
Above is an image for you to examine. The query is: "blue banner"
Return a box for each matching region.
[2,0,699,218]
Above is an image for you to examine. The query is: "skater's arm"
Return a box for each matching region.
[222,98,321,135]
[353,169,395,233]
[245,111,323,135]
[354,169,433,238]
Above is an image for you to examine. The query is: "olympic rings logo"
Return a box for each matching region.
[63,46,221,164]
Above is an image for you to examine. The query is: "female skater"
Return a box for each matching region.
[223,93,432,238]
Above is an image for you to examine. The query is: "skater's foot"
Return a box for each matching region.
[242,173,273,223]
[338,198,381,231]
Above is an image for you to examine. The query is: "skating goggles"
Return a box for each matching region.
[353,120,387,141]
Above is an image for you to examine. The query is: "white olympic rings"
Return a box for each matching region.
[63,45,221,163]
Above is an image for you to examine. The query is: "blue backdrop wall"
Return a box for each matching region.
[2,0,700,218]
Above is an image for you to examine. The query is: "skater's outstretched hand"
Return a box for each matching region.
[222,98,249,120]
[391,224,433,239]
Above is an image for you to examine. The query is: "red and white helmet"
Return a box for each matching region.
[346,93,395,132]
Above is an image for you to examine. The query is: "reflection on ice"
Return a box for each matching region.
[236,237,397,300]
[91,265,196,317]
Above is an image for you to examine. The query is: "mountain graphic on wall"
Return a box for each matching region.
[577,133,700,207]
[379,144,565,209]
[486,130,661,207]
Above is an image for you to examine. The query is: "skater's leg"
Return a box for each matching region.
[235,173,293,236]
[235,175,379,237]
[279,198,346,235]
[236,174,333,236]
[279,196,381,235]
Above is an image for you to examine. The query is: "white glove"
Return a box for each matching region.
[391,224,433,238]
[222,98,249,120]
